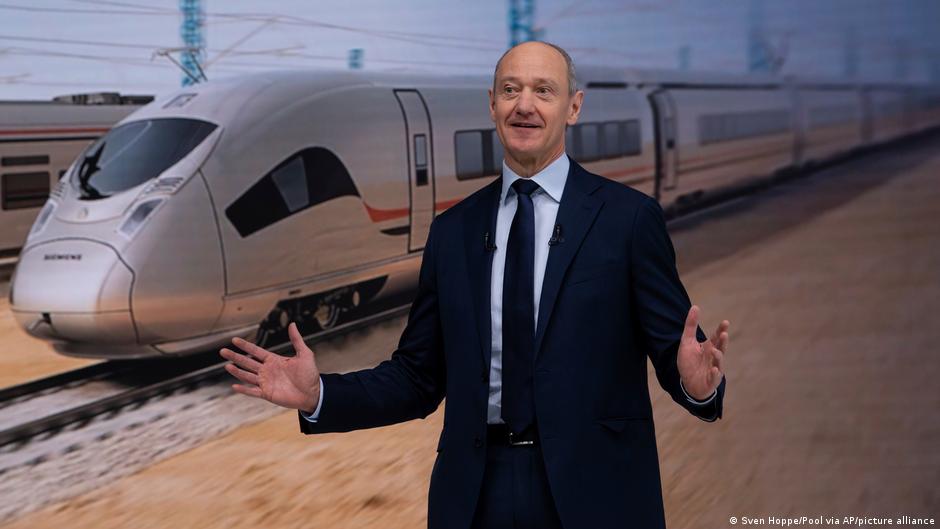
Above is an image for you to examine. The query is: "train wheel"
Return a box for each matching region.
[257,306,290,346]
[313,302,340,330]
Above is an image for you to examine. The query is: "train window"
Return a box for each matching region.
[565,126,576,157]
[70,118,216,200]
[414,134,429,186]
[567,120,641,161]
[808,105,856,129]
[699,109,789,145]
[455,129,501,180]
[602,122,619,158]
[226,147,358,237]
[455,131,484,180]
[414,134,428,168]
[621,120,641,156]
[2,171,50,210]
[700,115,717,144]
[491,132,504,173]
[581,123,599,162]
[878,101,902,116]
[1,155,50,167]
[571,124,588,161]
[483,130,500,175]
[270,156,309,213]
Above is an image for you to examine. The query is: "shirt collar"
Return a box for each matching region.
[500,152,569,205]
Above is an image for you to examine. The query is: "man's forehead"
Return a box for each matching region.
[497,75,562,88]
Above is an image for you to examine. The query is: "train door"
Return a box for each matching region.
[394,89,435,252]
[649,90,679,197]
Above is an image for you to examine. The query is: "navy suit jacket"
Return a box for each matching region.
[299,157,726,529]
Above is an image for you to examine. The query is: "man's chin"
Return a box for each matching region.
[504,144,545,161]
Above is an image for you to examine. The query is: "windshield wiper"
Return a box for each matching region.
[77,141,106,199]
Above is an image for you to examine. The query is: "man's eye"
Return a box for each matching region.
[504,87,515,94]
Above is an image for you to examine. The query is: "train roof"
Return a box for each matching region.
[117,66,939,129]
[120,68,500,128]
[577,65,785,88]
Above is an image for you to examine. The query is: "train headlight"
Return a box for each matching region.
[118,198,165,239]
[27,200,57,240]
[141,176,185,197]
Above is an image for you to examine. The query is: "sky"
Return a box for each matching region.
[0,0,938,100]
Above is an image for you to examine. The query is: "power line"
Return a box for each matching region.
[0,2,501,52]
[0,33,173,51]
[74,0,501,47]
[4,46,175,68]
[0,42,494,73]
[0,3,170,16]
[0,33,491,66]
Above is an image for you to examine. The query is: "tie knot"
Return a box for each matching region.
[512,178,540,197]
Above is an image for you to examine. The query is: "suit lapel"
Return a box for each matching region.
[534,158,604,360]
[463,176,502,370]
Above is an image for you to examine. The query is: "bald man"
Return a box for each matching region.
[221,41,728,529]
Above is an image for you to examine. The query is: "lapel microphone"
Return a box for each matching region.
[485,224,562,250]
[548,224,564,246]
[483,232,497,252]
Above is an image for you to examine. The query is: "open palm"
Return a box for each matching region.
[676,305,728,401]
[219,322,321,412]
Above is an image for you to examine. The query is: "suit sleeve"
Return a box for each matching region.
[298,219,446,434]
[630,196,725,422]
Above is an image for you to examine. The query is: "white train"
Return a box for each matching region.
[8,67,940,358]
[0,93,150,261]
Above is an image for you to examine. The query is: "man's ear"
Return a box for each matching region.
[567,90,584,125]
[488,88,496,122]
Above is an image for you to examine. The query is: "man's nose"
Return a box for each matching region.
[514,88,536,114]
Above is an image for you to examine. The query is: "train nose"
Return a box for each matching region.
[10,239,137,346]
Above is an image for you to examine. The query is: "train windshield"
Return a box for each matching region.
[71,118,217,200]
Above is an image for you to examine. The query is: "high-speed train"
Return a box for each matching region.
[8,67,940,359]
[0,93,150,259]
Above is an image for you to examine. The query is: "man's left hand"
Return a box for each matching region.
[677,305,728,400]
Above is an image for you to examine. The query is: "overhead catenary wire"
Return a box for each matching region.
[0,1,502,50]
[0,41,496,75]
[0,0,935,94]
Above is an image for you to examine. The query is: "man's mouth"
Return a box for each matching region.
[511,123,540,129]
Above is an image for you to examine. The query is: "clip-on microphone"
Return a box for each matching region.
[548,224,564,246]
[483,232,497,252]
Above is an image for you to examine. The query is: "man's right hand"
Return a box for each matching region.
[219,321,321,413]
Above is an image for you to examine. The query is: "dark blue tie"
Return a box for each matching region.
[501,178,540,433]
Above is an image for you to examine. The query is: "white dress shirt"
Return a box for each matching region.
[485,152,568,423]
[301,152,713,423]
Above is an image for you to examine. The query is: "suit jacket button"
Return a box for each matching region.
[474,437,483,448]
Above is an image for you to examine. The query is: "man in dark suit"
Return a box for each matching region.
[220,41,729,529]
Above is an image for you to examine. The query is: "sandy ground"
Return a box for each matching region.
[2,137,939,528]
[0,273,99,389]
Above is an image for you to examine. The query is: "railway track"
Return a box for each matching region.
[0,303,411,450]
